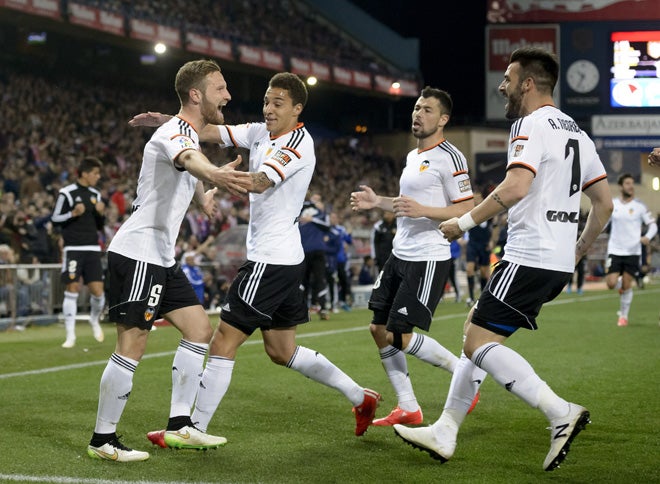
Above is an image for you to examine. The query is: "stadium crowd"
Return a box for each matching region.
[78,0,401,77]
[0,65,398,299]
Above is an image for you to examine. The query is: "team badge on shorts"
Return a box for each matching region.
[144,307,155,322]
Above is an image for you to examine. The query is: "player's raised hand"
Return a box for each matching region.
[350,185,378,211]
[200,187,218,219]
[213,155,251,196]
[648,147,660,167]
[128,112,171,127]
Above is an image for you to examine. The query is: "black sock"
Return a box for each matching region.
[167,415,193,431]
[90,432,116,447]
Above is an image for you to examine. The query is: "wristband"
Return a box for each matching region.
[457,212,477,232]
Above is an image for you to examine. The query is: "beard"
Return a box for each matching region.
[201,98,225,125]
[504,84,523,119]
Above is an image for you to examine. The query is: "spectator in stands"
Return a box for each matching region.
[51,156,107,348]
[0,244,16,319]
[181,251,205,304]
[371,210,396,272]
[358,255,377,285]
[299,192,331,320]
[330,211,353,311]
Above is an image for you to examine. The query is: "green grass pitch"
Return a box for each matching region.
[1,287,658,483]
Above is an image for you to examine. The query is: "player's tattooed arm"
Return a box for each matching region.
[250,172,275,193]
[493,193,509,211]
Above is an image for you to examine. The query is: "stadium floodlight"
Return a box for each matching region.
[653,177,659,191]
[391,81,401,89]
[154,42,167,55]
[306,76,318,86]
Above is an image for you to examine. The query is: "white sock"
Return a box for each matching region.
[170,340,208,418]
[435,353,485,431]
[403,332,458,373]
[94,353,138,434]
[287,346,364,406]
[89,293,105,327]
[619,288,633,318]
[63,291,78,340]
[472,343,568,421]
[379,345,417,411]
[192,356,235,432]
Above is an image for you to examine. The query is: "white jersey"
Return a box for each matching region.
[503,105,607,273]
[607,198,656,256]
[109,116,199,267]
[393,139,473,261]
[218,122,314,265]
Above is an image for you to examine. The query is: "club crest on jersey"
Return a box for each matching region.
[91,196,97,204]
[458,179,472,193]
[177,136,195,150]
[144,307,155,322]
[265,148,273,157]
[513,144,524,157]
[272,150,292,166]
[419,160,430,172]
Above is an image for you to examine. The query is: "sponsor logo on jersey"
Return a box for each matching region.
[513,144,524,157]
[272,150,292,166]
[144,307,155,322]
[545,210,578,223]
[419,160,430,172]
[458,179,472,193]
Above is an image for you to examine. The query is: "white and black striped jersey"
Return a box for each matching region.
[393,139,473,261]
[607,198,657,256]
[503,105,607,273]
[109,116,199,267]
[218,122,314,265]
[51,183,104,250]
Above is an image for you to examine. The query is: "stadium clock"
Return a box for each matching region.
[566,59,600,94]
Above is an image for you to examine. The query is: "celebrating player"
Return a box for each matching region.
[394,47,613,472]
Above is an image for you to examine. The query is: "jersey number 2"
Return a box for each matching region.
[565,138,581,197]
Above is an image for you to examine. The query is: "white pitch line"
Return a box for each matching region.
[1,289,657,382]
[0,475,219,484]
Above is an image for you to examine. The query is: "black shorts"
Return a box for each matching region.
[466,244,490,266]
[368,255,451,333]
[61,249,104,284]
[107,252,200,330]
[606,254,640,277]
[220,260,310,336]
[471,260,571,336]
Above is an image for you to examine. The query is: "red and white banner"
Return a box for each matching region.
[129,19,181,48]
[311,62,331,81]
[1,0,61,19]
[352,70,372,90]
[487,0,660,23]
[291,57,332,81]
[237,45,284,71]
[291,57,312,77]
[185,32,233,60]
[486,25,559,119]
[68,2,124,36]
[374,76,418,97]
[333,66,353,87]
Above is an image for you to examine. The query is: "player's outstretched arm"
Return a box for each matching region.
[350,185,394,212]
[128,112,172,127]
[394,195,474,221]
[178,151,250,196]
